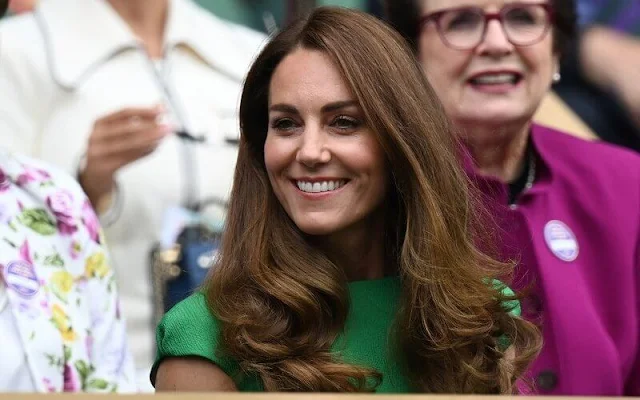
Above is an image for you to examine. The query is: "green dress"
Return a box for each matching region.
[152,277,519,392]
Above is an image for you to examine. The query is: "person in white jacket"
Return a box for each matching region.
[0,0,266,390]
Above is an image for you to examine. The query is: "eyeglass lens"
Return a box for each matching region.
[439,4,549,49]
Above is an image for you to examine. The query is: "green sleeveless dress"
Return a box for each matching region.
[152,277,519,392]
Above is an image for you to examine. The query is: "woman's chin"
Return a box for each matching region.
[456,108,534,129]
[294,220,338,237]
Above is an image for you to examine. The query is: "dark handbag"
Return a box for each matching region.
[151,198,225,325]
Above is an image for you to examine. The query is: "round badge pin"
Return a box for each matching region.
[4,260,40,297]
[544,220,579,262]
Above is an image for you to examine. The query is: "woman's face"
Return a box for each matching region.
[264,48,388,239]
[417,0,558,132]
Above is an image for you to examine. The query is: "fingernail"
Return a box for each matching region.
[155,113,170,125]
[159,123,176,134]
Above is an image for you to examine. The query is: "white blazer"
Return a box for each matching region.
[0,149,136,392]
[0,0,266,370]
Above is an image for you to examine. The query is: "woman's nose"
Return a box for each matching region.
[295,126,331,167]
[478,20,514,56]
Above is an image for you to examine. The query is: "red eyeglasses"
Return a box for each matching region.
[419,2,554,50]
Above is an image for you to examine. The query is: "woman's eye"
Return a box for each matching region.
[332,116,361,131]
[271,118,298,131]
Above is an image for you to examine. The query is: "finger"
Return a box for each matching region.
[93,118,173,143]
[94,126,170,160]
[95,105,165,125]
[109,137,165,170]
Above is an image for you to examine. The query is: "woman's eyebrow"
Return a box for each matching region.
[268,100,358,114]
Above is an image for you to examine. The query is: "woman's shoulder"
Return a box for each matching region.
[157,292,221,349]
[491,279,521,317]
[154,292,243,383]
[533,124,640,201]
[534,124,640,172]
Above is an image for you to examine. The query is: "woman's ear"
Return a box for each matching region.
[552,55,561,84]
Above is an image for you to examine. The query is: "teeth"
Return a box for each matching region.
[472,73,517,84]
[296,180,345,193]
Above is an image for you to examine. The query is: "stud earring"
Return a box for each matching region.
[553,72,561,83]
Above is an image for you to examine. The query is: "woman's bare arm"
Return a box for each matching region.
[155,357,238,392]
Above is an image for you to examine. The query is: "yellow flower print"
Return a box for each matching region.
[51,304,77,343]
[85,252,110,279]
[50,271,74,302]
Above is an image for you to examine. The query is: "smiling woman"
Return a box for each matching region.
[385,0,640,396]
[151,6,541,393]
[264,49,388,247]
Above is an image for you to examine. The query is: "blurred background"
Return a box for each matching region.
[4,0,384,32]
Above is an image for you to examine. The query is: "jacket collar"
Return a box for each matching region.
[34,0,261,89]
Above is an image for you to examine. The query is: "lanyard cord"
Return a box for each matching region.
[33,9,201,211]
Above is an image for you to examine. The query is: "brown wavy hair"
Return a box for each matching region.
[205,6,541,393]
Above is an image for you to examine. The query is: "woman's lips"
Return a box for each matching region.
[467,72,524,94]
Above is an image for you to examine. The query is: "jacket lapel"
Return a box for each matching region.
[34,0,265,90]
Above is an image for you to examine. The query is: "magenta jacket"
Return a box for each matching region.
[471,124,640,395]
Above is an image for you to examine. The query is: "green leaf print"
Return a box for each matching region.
[44,253,65,267]
[51,285,69,303]
[8,219,17,232]
[107,276,116,293]
[74,360,91,381]
[46,354,62,368]
[17,209,57,236]
[63,346,72,363]
[87,379,109,390]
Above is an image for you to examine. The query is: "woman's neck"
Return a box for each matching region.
[106,0,169,58]
[461,120,531,183]
[318,212,387,282]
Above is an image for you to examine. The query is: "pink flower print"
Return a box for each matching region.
[46,190,78,236]
[16,166,51,186]
[63,364,79,392]
[42,378,56,393]
[19,240,33,264]
[0,168,10,192]
[81,200,100,243]
[69,240,82,259]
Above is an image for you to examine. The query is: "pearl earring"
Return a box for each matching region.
[553,72,561,83]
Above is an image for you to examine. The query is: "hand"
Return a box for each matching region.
[581,27,640,129]
[79,106,172,207]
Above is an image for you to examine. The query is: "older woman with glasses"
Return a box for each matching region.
[385,0,640,396]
